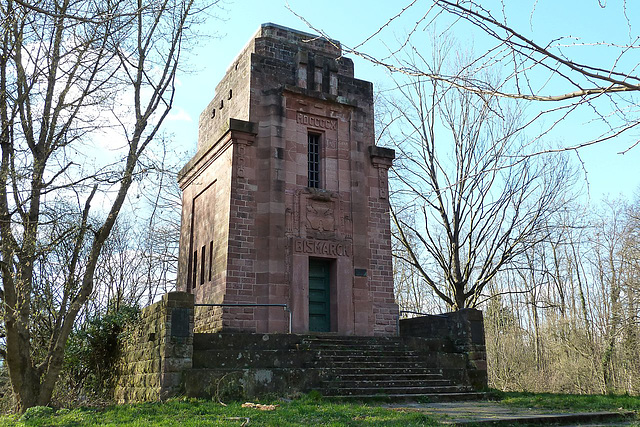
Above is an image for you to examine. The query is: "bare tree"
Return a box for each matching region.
[293,0,640,154]
[392,219,448,315]
[588,198,640,392]
[0,0,215,411]
[482,194,640,394]
[88,147,184,315]
[385,45,576,310]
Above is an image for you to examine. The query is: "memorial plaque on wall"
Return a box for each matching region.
[171,308,190,337]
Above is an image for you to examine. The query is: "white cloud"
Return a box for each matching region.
[166,107,193,122]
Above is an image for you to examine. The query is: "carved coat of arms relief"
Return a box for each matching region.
[306,200,335,232]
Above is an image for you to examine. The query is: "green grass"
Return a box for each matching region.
[493,390,640,413]
[3,392,640,426]
[0,396,438,426]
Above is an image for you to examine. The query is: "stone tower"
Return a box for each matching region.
[177,23,397,335]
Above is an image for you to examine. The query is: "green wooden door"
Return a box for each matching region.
[309,259,331,332]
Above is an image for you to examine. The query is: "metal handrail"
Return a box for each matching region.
[399,310,431,318]
[194,303,292,334]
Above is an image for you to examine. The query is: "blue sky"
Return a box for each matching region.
[166,0,640,203]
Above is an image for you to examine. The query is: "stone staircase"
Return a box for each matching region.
[183,332,485,402]
[114,293,487,404]
[298,335,484,401]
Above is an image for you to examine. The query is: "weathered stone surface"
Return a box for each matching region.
[177,23,398,336]
[184,332,481,399]
[114,292,194,403]
[399,309,488,390]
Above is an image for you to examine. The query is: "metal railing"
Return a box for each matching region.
[194,303,292,334]
[399,310,433,318]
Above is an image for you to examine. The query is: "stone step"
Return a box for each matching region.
[307,354,424,362]
[322,378,455,389]
[310,350,464,361]
[192,348,433,357]
[299,338,451,352]
[324,392,487,403]
[192,334,453,353]
[299,345,408,352]
[326,367,467,384]
[299,340,406,347]
[305,349,421,357]
[301,346,428,354]
[332,372,445,381]
[304,342,411,349]
[300,337,448,346]
[192,350,438,366]
[327,366,443,375]
[307,361,433,369]
[322,385,474,396]
[193,333,302,351]
[301,348,456,360]
[300,335,406,341]
[307,359,466,370]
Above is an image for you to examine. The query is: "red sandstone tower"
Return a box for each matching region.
[177,23,397,335]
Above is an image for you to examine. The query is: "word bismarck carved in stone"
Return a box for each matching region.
[296,113,337,130]
[293,238,350,257]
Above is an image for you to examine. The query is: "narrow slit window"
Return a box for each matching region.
[200,245,206,286]
[192,250,198,289]
[208,241,213,281]
[187,253,193,292]
[308,133,321,188]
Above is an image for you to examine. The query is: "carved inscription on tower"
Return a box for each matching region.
[293,238,350,257]
[296,112,337,130]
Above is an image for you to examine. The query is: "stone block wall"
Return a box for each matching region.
[222,129,260,332]
[399,308,488,390]
[194,305,223,333]
[114,292,194,402]
[369,147,397,335]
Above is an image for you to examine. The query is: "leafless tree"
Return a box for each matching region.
[384,45,576,310]
[0,0,216,411]
[88,148,183,315]
[293,0,640,154]
[392,219,449,315]
[482,193,640,394]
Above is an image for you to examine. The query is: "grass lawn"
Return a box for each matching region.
[0,396,439,426]
[1,392,639,426]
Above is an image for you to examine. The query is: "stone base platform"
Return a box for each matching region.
[184,332,482,401]
[113,292,488,403]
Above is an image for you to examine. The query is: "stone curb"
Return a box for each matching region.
[438,410,634,425]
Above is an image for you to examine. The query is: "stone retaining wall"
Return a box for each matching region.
[399,308,488,390]
[113,292,487,402]
[114,292,194,402]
